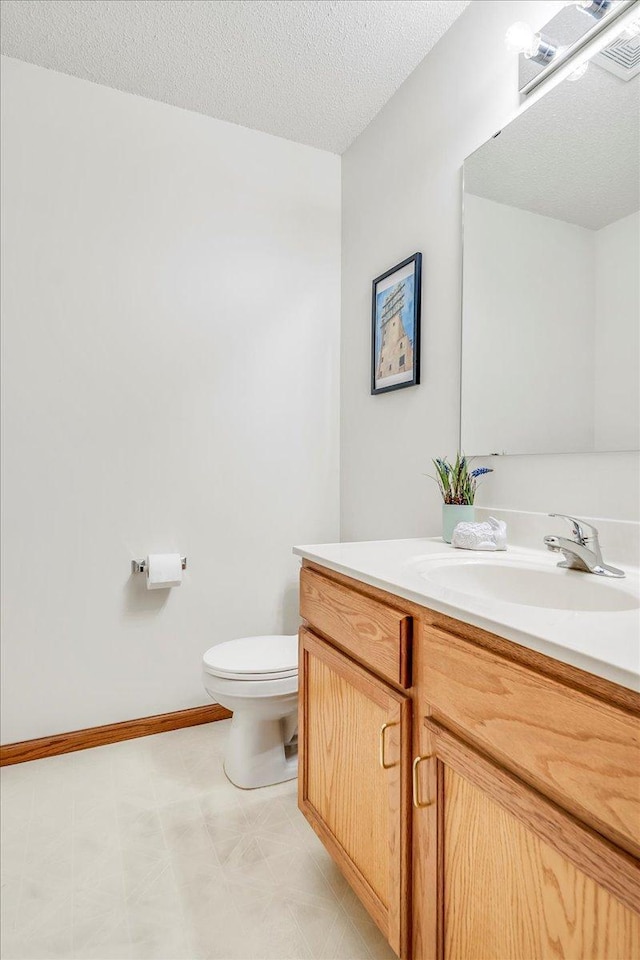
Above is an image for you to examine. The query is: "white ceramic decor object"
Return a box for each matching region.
[452,516,507,551]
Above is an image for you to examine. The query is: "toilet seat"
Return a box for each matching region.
[202,634,298,682]
[202,670,298,699]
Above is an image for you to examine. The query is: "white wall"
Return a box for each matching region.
[341,0,639,541]
[1,56,341,744]
[594,211,640,452]
[462,195,595,456]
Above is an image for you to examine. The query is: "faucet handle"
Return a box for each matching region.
[549,513,599,544]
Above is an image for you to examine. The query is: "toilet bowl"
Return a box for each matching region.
[202,634,298,789]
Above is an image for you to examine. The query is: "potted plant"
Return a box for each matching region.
[431,455,493,543]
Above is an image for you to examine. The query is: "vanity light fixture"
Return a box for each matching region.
[576,0,613,20]
[508,0,638,95]
[505,21,559,64]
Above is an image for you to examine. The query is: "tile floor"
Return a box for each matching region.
[1,720,396,960]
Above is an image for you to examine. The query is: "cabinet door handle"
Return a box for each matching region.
[412,754,433,808]
[379,722,398,769]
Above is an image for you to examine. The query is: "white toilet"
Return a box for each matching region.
[202,634,299,789]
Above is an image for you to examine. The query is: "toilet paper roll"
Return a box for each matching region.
[146,553,183,590]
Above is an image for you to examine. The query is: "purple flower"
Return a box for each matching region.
[471,467,493,478]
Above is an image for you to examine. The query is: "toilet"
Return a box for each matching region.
[202,634,299,789]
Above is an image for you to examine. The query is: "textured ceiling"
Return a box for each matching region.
[465,63,640,231]
[0,0,470,153]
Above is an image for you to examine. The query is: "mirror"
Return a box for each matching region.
[461,31,639,456]
[516,0,636,96]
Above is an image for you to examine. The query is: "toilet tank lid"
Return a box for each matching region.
[202,635,298,676]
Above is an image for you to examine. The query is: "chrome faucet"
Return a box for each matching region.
[543,514,625,578]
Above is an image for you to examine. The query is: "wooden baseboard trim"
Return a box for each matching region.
[0,704,232,766]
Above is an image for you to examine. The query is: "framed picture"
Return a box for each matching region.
[371,253,422,395]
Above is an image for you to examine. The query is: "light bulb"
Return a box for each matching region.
[505,21,558,64]
[505,21,538,56]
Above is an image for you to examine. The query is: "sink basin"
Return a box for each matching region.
[416,559,639,612]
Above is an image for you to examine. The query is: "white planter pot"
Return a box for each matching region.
[442,504,475,543]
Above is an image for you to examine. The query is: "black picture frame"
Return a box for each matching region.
[371,252,422,396]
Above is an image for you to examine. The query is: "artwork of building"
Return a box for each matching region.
[376,280,413,381]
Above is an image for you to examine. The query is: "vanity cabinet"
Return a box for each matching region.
[420,719,640,960]
[298,559,640,960]
[298,626,411,958]
[421,623,640,858]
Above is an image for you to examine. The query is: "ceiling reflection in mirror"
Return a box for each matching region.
[517,0,638,94]
[461,40,639,456]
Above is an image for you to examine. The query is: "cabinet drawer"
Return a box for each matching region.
[423,624,640,857]
[300,566,412,688]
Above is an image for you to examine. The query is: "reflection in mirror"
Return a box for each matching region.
[461,37,639,456]
[515,0,637,95]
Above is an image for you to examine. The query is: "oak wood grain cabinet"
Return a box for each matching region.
[299,566,413,687]
[298,627,412,958]
[298,559,640,960]
[421,623,640,858]
[418,718,640,960]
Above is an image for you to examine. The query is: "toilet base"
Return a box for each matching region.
[223,712,298,790]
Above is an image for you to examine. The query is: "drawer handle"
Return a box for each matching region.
[412,754,433,808]
[379,722,398,769]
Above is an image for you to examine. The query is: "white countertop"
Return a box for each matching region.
[293,538,640,692]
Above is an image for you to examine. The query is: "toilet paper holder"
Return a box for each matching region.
[131,557,187,574]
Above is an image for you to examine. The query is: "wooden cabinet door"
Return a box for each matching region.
[413,717,640,960]
[299,627,411,958]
